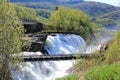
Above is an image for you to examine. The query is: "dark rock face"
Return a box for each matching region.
[21,18,43,33]
[23,33,48,55]
[100,41,111,54]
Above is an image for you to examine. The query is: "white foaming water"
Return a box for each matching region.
[12,34,100,80]
[86,45,101,54]
[44,34,86,55]
[12,52,73,80]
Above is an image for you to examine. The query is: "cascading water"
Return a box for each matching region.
[44,34,86,55]
[12,34,101,80]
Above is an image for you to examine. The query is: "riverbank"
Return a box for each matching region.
[55,31,120,80]
[56,61,120,80]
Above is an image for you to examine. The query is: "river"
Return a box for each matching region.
[11,30,115,80]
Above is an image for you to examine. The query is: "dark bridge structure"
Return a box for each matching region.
[21,18,43,33]
[12,53,103,62]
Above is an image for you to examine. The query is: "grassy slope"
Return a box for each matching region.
[57,31,120,80]
[56,62,120,80]
[85,62,120,80]
[56,74,79,80]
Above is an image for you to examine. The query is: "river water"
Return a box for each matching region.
[11,33,113,80]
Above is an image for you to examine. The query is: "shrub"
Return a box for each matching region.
[104,31,120,64]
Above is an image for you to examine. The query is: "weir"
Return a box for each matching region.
[24,32,84,54]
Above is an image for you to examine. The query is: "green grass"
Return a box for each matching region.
[56,73,79,80]
[85,62,120,80]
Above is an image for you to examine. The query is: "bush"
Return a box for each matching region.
[104,31,120,64]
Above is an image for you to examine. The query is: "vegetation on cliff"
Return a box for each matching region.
[104,31,120,64]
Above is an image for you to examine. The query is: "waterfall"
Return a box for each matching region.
[44,34,86,55]
[12,55,73,80]
[12,34,99,80]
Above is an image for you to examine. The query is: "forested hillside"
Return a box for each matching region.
[14,4,48,23]
[12,1,120,27]
[68,1,118,17]
[94,9,120,27]
[10,0,84,4]
[13,1,119,19]
[15,2,57,10]
[36,9,52,18]
[14,1,118,17]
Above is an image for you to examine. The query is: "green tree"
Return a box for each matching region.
[48,7,95,39]
[0,1,26,80]
[15,5,37,19]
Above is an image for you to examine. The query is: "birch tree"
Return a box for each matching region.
[0,0,26,79]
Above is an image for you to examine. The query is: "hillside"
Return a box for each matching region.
[99,10,120,21]
[15,2,57,10]
[68,1,118,17]
[95,9,120,27]
[13,1,118,17]
[12,1,120,28]
[14,5,48,23]
[10,0,84,4]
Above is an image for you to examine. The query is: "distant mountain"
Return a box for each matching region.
[68,1,118,17]
[14,2,57,10]
[99,9,120,21]
[14,1,118,17]
[10,0,57,2]
[96,9,120,27]
[10,0,84,4]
